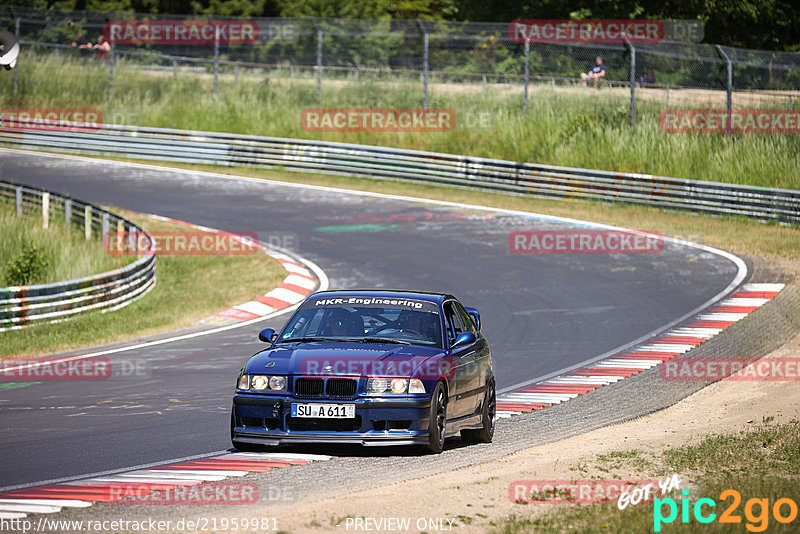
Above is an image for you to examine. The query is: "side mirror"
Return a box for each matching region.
[464,306,481,331]
[0,31,20,70]
[258,328,277,343]
[451,331,476,349]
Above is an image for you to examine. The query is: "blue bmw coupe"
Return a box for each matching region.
[231,290,495,453]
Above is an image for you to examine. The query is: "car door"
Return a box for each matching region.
[444,301,479,419]
[454,301,490,411]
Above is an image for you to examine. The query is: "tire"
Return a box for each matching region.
[461,380,495,443]
[426,382,448,454]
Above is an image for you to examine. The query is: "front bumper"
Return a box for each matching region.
[232,394,432,446]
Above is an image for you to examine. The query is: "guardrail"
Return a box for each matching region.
[0,180,156,331]
[1,124,798,224]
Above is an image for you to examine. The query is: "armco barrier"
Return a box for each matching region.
[1,124,798,224]
[0,180,156,331]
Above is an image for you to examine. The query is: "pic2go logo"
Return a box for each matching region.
[654,489,798,532]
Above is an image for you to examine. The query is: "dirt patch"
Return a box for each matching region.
[257,330,800,533]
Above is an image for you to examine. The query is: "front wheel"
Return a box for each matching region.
[461,380,495,443]
[426,382,448,453]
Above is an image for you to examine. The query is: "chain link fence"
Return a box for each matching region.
[2,6,799,126]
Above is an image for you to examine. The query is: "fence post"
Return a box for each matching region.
[313,18,322,100]
[84,205,92,240]
[214,24,220,97]
[417,20,429,108]
[13,17,20,96]
[173,59,177,79]
[15,186,22,217]
[65,198,72,227]
[523,40,530,113]
[234,63,239,86]
[716,45,733,136]
[102,212,109,240]
[624,34,636,130]
[108,43,114,103]
[42,192,49,229]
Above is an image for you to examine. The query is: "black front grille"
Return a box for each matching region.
[295,378,324,397]
[287,416,362,432]
[326,378,357,397]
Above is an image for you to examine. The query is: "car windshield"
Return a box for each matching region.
[277,298,443,348]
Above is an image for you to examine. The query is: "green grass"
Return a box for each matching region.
[0,210,287,357]
[2,53,798,189]
[0,205,129,286]
[496,420,800,533]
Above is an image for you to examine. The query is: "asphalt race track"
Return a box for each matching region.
[0,150,742,491]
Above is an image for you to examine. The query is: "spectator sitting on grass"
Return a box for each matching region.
[580,56,606,88]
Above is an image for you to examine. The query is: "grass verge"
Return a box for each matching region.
[1,54,798,189]
[0,209,287,358]
[0,205,129,286]
[495,419,800,533]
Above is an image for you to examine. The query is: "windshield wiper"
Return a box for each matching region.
[278,336,340,344]
[350,337,412,345]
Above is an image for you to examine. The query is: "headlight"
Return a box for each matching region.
[237,374,287,392]
[251,375,269,390]
[269,375,287,391]
[366,378,389,394]
[366,377,423,394]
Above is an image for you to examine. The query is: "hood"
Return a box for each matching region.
[244,341,445,378]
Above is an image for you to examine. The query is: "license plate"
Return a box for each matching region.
[291,403,355,419]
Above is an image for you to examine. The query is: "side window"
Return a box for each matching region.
[454,302,477,334]
[444,302,465,341]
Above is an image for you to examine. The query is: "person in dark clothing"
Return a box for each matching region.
[581,56,607,88]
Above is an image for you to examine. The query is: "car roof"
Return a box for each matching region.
[308,289,453,305]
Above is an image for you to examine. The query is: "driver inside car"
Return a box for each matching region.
[398,310,439,343]
[321,308,363,337]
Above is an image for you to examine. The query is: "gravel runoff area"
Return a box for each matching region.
[28,259,800,533]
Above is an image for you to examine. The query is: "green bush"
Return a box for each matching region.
[3,242,51,287]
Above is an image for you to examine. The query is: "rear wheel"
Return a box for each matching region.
[461,380,495,443]
[426,382,447,453]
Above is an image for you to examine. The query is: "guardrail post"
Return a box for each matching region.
[173,59,177,79]
[523,40,530,113]
[716,45,733,136]
[84,205,92,240]
[65,198,72,227]
[417,20,429,108]
[13,17,20,96]
[42,192,50,229]
[624,34,636,130]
